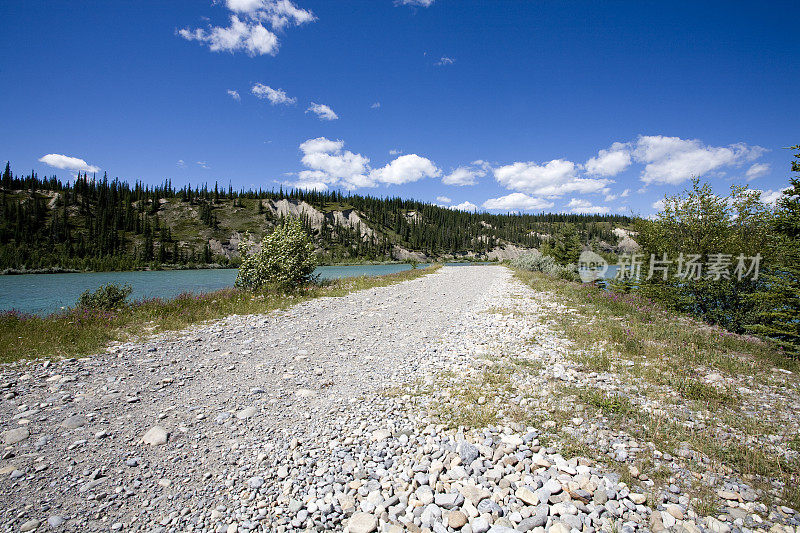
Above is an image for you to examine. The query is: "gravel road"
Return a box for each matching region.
[0,266,508,531]
[2,265,796,533]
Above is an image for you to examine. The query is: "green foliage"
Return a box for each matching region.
[634,178,772,332]
[746,146,800,359]
[76,283,132,310]
[540,223,583,265]
[235,217,317,290]
[510,250,577,280]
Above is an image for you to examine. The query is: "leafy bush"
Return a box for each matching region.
[76,283,132,310]
[235,217,318,290]
[511,250,577,279]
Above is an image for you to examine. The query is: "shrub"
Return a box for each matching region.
[511,250,574,279]
[235,217,317,290]
[76,283,132,310]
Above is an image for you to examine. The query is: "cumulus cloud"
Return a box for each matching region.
[251,83,296,105]
[442,163,487,186]
[746,162,770,181]
[306,102,338,121]
[38,154,100,173]
[450,201,478,212]
[289,138,441,190]
[396,0,435,6]
[436,196,452,203]
[369,154,441,185]
[296,137,371,190]
[651,199,666,211]
[585,142,631,177]
[227,89,241,100]
[493,159,610,198]
[567,198,609,214]
[179,1,313,56]
[759,188,788,205]
[633,135,766,185]
[436,57,455,66]
[482,193,554,211]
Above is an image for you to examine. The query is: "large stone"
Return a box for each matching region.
[416,485,434,505]
[459,484,491,506]
[471,517,490,533]
[435,492,461,509]
[548,523,570,533]
[2,427,29,445]
[370,429,391,442]
[20,520,40,532]
[459,442,480,464]
[665,504,684,520]
[449,510,468,529]
[236,406,257,420]
[706,517,731,533]
[515,486,539,506]
[347,512,377,533]
[61,415,87,429]
[141,426,168,446]
[629,492,647,505]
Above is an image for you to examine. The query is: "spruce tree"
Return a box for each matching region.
[747,146,800,359]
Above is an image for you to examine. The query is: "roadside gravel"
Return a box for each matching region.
[1,266,797,533]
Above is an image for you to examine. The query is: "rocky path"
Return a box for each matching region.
[1,266,797,533]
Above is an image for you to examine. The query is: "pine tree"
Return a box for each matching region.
[747,146,800,359]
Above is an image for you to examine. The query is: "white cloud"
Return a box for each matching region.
[567,198,609,214]
[396,0,435,6]
[759,188,788,205]
[483,193,554,211]
[746,162,770,181]
[442,164,486,186]
[493,159,610,198]
[621,188,631,197]
[389,149,403,155]
[177,159,186,168]
[180,1,314,56]
[197,161,210,169]
[227,89,241,100]
[306,102,338,121]
[451,201,478,212]
[370,102,381,109]
[38,154,100,173]
[251,83,296,105]
[291,137,441,190]
[436,57,454,66]
[369,154,441,185]
[585,142,631,177]
[179,16,279,56]
[436,196,452,203]
[296,137,372,190]
[633,135,766,185]
[651,199,666,210]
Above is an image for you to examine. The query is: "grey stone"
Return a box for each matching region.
[2,427,30,445]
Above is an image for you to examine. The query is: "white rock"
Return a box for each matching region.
[141,426,168,446]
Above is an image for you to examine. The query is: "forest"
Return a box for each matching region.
[0,162,631,272]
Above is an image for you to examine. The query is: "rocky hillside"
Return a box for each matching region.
[0,164,633,271]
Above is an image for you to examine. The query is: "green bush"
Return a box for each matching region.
[511,250,576,279]
[76,283,132,310]
[235,217,318,290]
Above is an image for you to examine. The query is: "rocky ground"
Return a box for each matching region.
[0,266,797,533]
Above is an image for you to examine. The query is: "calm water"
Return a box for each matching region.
[0,264,428,316]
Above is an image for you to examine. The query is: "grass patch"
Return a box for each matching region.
[0,264,441,363]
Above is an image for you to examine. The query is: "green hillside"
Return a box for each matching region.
[0,162,632,272]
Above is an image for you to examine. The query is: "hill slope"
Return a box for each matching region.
[0,163,632,272]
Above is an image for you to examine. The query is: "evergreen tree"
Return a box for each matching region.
[747,146,800,358]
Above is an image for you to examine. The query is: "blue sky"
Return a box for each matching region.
[1,0,797,216]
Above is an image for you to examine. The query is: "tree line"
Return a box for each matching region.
[0,161,631,271]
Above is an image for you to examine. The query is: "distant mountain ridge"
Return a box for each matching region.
[0,163,632,272]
